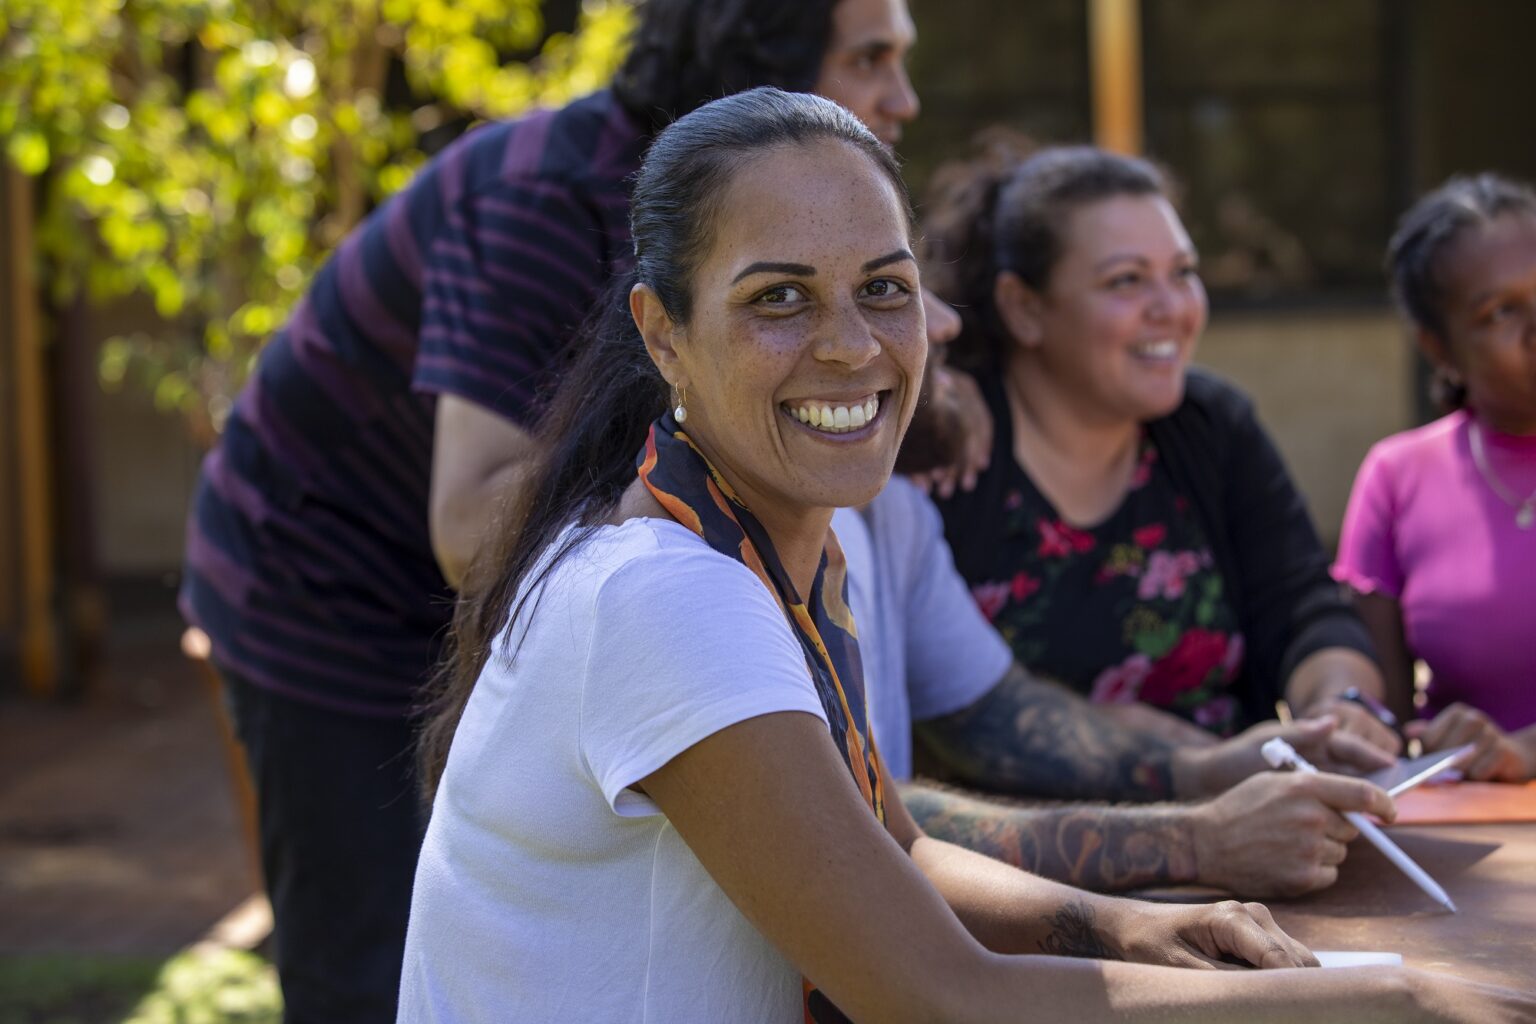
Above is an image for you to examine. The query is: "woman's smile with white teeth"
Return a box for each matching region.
[1131,339,1181,361]
[782,393,882,434]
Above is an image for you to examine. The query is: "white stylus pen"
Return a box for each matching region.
[1261,738,1457,914]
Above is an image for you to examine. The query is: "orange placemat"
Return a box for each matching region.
[1392,781,1536,825]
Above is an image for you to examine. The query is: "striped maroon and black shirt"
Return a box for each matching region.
[180,90,648,716]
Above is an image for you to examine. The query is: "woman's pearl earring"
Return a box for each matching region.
[674,385,689,424]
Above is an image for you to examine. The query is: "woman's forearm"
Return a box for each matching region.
[950,959,1421,1024]
[909,833,1130,955]
[1353,591,1418,722]
[1286,647,1385,710]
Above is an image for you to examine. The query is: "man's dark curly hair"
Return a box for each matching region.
[612,0,840,131]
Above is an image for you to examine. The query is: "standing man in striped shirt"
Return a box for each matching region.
[179,1,922,1019]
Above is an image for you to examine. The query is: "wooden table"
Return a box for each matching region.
[1264,823,1536,990]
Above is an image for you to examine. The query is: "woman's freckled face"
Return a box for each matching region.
[672,138,926,515]
[1433,213,1536,435]
[1025,194,1208,425]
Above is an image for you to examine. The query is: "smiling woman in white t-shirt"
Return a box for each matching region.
[399,88,1533,1024]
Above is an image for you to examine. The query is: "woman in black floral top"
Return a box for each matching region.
[923,143,1396,745]
[964,402,1246,734]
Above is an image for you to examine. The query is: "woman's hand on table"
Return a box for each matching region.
[1407,704,1536,782]
[1098,897,1315,970]
[1288,648,1404,756]
[1306,696,1405,757]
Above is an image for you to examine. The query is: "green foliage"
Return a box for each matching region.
[0,948,280,1024]
[121,948,281,1024]
[0,953,159,1024]
[0,0,633,443]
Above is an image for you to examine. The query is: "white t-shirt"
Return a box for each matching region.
[833,477,1013,780]
[398,519,828,1024]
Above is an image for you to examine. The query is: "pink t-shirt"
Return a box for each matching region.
[1334,411,1536,732]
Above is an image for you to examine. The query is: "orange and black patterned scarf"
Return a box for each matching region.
[637,413,885,1024]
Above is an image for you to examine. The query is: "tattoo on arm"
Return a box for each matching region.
[915,662,1176,802]
[1037,899,1122,960]
[901,781,1198,892]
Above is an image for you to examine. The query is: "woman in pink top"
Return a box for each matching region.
[1335,173,1536,781]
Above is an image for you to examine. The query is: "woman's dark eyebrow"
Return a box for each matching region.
[1092,253,1150,272]
[1464,282,1523,308]
[732,261,816,284]
[1091,248,1198,273]
[854,40,895,61]
[863,249,915,273]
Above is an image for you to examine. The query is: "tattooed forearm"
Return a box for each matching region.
[914,662,1176,801]
[901,780,1199,892]
[1037,900,1123,960]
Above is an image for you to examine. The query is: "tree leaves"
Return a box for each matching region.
[1,0,634,445]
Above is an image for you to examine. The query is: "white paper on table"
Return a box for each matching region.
[1314,951,1404,968]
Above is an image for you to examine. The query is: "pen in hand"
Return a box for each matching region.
[1261,738,1458,914]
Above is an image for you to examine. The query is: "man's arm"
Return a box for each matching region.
[908,662,1203,893]
[908,661,1399,895]
[914,662,1180,802]
[429,394,541,589]
[415,165,618,590]
[900,782,1198,892]
[913,659,1393,803]
[902,767,1395,898]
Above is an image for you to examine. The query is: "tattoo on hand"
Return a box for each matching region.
[1038,900,1122,960]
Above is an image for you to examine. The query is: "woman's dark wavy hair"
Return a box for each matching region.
[417,87,911,793]
[612,0,839,131]
[1387,172,1536,410]
[920,136,1170,372]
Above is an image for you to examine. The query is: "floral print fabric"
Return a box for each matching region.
[946,436,1246,737]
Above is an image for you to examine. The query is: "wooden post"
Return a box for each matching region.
[56,296,105,690]
[1089,0,1145,155]
[0,173,14,663]
[2,165,60,696]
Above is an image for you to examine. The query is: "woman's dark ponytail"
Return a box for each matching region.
[416,278,668,795]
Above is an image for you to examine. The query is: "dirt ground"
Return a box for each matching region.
[0,584,259,958]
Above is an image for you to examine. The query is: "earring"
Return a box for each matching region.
[1431,365,1467,410]
[673,384,688,424]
